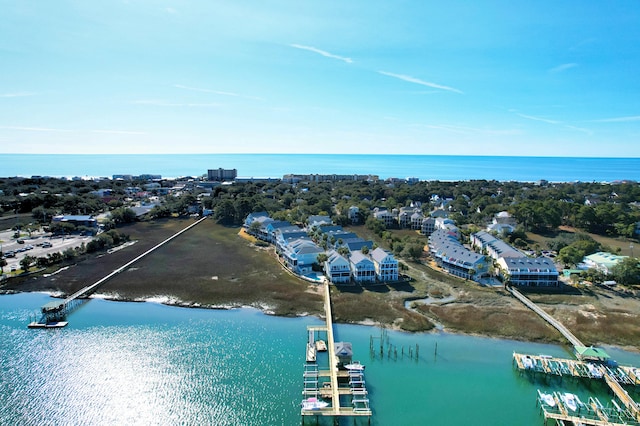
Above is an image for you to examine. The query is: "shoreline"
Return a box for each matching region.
[6,288,639,356]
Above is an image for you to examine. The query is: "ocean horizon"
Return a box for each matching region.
[2,153,639,183]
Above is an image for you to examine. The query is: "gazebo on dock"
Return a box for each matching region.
[575,345,611,363]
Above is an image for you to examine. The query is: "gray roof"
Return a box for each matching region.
[371,247,394,263]
[502,257,558,272]
[350,251,373,266]
[335,341,353,357]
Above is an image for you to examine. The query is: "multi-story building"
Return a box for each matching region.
[207,168,237,181]
[370,248,399,281]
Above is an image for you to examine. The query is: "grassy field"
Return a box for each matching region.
[5,218,323,316]
[4,217,639,349]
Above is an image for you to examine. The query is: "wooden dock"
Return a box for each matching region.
[301,283,372,422]
[30,217,208,326]
[537,390,640,425]
[509,287,640,423]
[515,353,640,422]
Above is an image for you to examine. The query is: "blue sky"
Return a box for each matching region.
[1,1,639,156]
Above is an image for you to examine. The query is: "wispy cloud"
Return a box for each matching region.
[91,129,146,135]
[418,123,520,136]
[591,115,640,123]
[0,92,35,98]
[0,126,146,134]
[133,99,221,107]
[290,44,353,64]
[514,112,593,135]
[173,84,263,101]
[378,71,463,94]
[563,125,593,135]
[549,63,578,73]
[0,125,73,132]
[516,113,561,125]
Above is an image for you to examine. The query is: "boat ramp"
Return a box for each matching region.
[300,282,372,424]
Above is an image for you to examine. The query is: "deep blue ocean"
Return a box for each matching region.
[2,154,639,182]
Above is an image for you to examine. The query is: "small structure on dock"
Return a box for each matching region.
[301,283,371,424]
[575,345,612,363]
[335,341,353,367]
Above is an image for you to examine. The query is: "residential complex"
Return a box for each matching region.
[244,212,399,285]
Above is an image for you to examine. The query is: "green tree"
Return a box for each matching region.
[20,255,35,272]
[558,245,585,267]
[611,257,640,285]
[214,199,236,224]
[337,246,350,257]
[0,258,6,274]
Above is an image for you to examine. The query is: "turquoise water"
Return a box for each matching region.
[2,293,639,425]
[2,154,639,182]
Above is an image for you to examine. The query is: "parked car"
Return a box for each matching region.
[4,251,15,258]
[42,242,52,248]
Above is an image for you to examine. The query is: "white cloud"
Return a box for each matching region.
[563,125,593,135]
[173,84,263,100]
[290,44,353,64]
[516,113,561,125]
[377,71,463,94]
[0,126,146,135]
[592,115,640,123]
[549,63,578,73]
[91,130,147,135]
[0,125,73,132]
[133,99,221,107]
[0,92,35,98]
[515,112,593,135]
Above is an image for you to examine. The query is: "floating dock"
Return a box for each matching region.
[301,283,372,423]
[537,389,640,426]
[514,353,640,423]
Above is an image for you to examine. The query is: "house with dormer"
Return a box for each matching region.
[324,250,352,283]
[282,239,325,275]
[370,247,399,281]
[350,251,376,284]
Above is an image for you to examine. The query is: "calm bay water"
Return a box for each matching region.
[2,154,639,182]
[2,293,639,425]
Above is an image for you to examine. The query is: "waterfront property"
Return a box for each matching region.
[244,211,399,285]
[325,250,351,284]
[428,229,489,281]
[370,247,399,282]
[498,256,558,287]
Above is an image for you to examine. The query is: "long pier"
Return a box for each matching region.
[509,287,640,423]
[32,217,208,326]
[301,282,372,423]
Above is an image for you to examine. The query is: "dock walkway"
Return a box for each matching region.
[301,283,372,422]
[508,287,583,348]
[510,287,640,422]
[34,217,208,325]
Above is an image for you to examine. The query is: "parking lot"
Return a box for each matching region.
[1,229,92,274]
